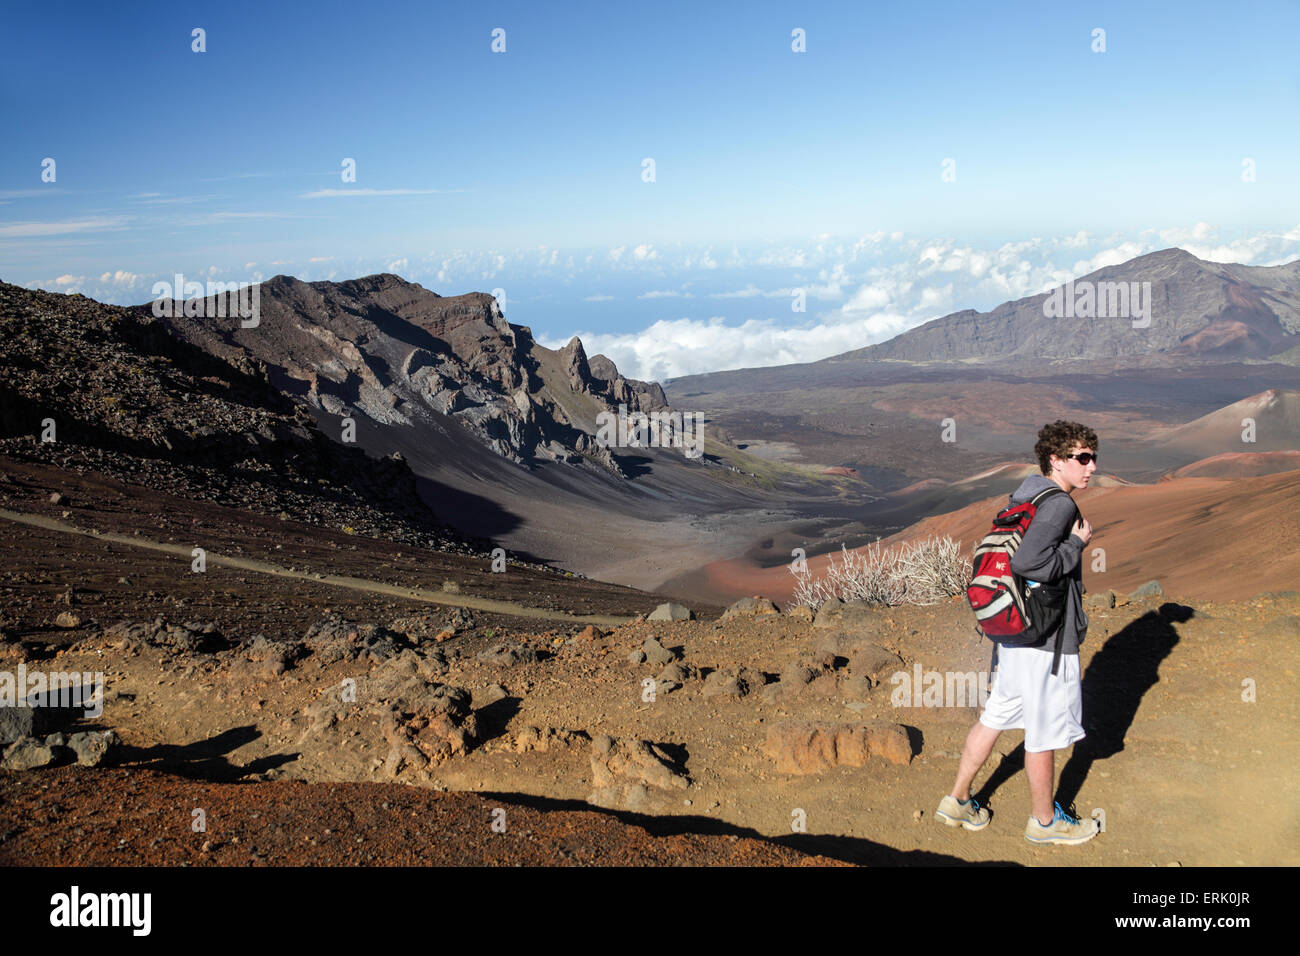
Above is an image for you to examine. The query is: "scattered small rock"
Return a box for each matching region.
[302,618,406,664]
[514,725,585,754]
[702,666,765,699]
[239,634,304,677]
[652,660,699,693]
[628,636,678,667]
[1130,580,1164,602]
[476,643,539,666]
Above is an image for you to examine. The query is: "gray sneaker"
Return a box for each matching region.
[936,794,991,831]
[1025,802,1099,845]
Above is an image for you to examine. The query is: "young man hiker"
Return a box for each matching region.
[936,421,1101,845]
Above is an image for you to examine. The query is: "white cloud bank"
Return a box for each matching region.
[537,223,1300,381]
[17,222,1300,380]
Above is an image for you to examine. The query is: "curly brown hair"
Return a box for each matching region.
[1034,421,1099,475]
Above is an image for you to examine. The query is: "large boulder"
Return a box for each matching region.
[0,687,85,743]
[380,682,477,775]
[68,730,121,767]
[0,706,39,746]
[762,720,913,774]
[647,603,693,621]
[588,735,689,810]
[2,736,67,771]
[720,597,781,621]
[298,651,473,780]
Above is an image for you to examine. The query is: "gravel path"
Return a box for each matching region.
[0,507,630,627]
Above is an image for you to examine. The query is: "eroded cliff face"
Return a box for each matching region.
[0,279,477,551]
[154,273,671,475]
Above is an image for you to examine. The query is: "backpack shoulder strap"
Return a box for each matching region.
[1028,486,1066,506]
[1033,486,1077,676]
[1028,486,1080,526]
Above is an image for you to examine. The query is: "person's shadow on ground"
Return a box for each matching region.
[973,602,1191,816]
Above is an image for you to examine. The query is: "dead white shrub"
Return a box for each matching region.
[789,536,970,611]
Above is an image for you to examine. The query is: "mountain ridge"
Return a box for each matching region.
[0,278,484,554]
[824,247,1300,365]
[148,273,672,476]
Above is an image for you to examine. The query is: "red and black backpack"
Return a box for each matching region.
[967,486,1076,675]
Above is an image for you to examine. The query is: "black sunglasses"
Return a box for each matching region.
[1067,452,1098,465]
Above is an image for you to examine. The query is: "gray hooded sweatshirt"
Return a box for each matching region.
[1006,473,1089,656]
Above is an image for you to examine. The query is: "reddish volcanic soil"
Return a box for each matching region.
[698,468,1300,607]
[1170,450,1300,479]
[0,767,842,866]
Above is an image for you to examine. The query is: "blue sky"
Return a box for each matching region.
[3,0,1299,379]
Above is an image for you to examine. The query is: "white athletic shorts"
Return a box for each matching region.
[979,644,1085,753]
